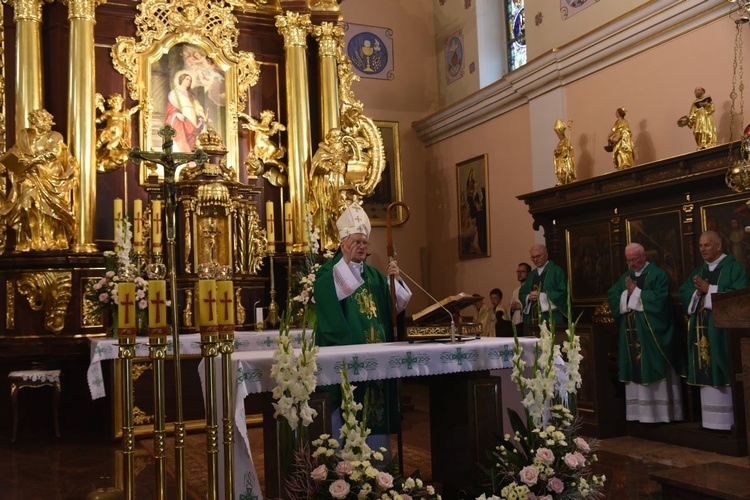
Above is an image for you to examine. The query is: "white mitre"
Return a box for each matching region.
[336,202,371,239]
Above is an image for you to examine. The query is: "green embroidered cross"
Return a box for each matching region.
[349,355,366,375]
[94,345,111,357]
[440,347,478,366]
[389,351,429,369]
[497,344,514,362]
[258,336,275,348]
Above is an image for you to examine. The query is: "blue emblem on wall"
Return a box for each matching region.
[347,31,389,76]
[446,35,464,79]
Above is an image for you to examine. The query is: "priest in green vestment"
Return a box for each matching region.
[314,201,412,439]
[678,230,747,430]
[607,242,683,423]
[518,244,568,328]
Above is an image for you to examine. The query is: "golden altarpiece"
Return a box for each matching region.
[0,0,388,455]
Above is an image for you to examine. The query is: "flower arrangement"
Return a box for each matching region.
[285,362,442,500]
[474,301,606,499]
[271,306,320,431]
[85,218,148,335]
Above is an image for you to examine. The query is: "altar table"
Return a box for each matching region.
[86,329,307,400]
[227,336,537,499]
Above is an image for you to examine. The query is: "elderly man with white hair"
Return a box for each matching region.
[314,201,411,444]
[608,242,684,423]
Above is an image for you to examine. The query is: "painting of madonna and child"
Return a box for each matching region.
[148,42,227,157]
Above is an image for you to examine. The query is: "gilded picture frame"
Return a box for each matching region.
[700,198,750,276]
[457,154,490,260]
[363,121,405,226]
[626,210,684,292]
[139,37,240,183]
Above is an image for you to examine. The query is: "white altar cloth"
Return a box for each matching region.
[226,336,537,499]
[87,329,307,400]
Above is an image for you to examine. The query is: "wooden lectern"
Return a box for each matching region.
[710,287,750,459]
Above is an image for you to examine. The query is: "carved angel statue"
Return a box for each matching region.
[553,119,576,186]
[95,93,140,172]
[240,110,287,187]
[0,109,78,251]
[309,128,349,251]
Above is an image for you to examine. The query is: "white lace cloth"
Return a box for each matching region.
[213,336,538,499]
[87,329,308,400]
[9,369,61,383]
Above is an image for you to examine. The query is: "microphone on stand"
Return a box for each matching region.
[399,268,460,344]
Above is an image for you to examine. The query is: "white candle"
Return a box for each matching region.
[255,307,264,326]
[266,200,275,252]
[284,201,293,252]
[133,199,143,251]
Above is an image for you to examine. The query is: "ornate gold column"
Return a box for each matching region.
[10,0,44,137]
[276,11,312,252]
[313,22,343,138]
[66,0,101,253]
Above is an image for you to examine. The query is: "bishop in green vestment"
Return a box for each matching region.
[519,244,568,327]
[313,202,412,436]
[607,243,683,422]
[678,231,747,430]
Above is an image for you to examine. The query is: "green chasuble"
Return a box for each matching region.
[518,259,568,327]
[607,263,682,385]
[314,253,400,434]
[678,254,747,388]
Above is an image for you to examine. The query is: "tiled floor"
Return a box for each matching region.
[1,380,748,499]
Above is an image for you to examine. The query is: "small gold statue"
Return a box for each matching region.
[95,93,140,172]
[605,107,635,170]
[240,110,287,187]
[0,109,78,252]
[677,87,717,150]
[553,119,576,186]
[309,128,349,251]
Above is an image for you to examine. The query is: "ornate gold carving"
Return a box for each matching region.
[183,289,193,327]
[233,202,246,273]
[182,198,194,273]
[62,0,105,21]
[82,278,103,326]
[275,11,312,48]
[7,0,45,22]
[592,301,615,324]
[0,109,78,252]
[308,0,339,12]
[17,271,72,332]
[6,280,14,329]
[312,22,344,58]
[240,110,287,187]
[234,287,245,324]
[247,204,265,274]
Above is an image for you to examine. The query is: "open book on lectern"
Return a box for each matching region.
[410,292,484,325]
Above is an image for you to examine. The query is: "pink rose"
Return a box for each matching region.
[335,461,353,476]
[401,495,413,500]
[99,293,109,303]
[573,451,586,466]
[547,477,564,493]
[563,452,580,469]
[376,471,394,489]
[536,447,555,465]
[574,436,591,452]
[310,464,328,481]
[519,465,539,486]
[138,299,148,310]
[329,479,350,499]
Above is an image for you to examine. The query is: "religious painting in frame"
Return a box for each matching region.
[110,1,259,184]
[700,198,750,276]
[362,121,405,227]
[625,210,684,292]
[565,221,612,300]
[457,154,490,260]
